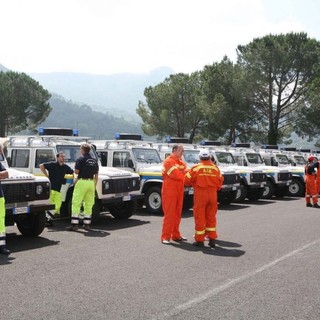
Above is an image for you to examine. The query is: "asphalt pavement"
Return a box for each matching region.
[1,197,320,320]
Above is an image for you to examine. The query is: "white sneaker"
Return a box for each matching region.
[162,240,170,244]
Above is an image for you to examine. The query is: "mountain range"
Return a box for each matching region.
[29,66,174,122]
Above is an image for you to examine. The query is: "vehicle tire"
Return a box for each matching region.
[247,188,264,201]
[15,212,46,237]
[145,186,163,215]
[91,199,101,222]
[287,178,305,197]
[261,180,276,199]
[108,200,137,219]
[234,183,247,203]
[274,186,289,197]
[218,190,237,205]
[183,195,193,210]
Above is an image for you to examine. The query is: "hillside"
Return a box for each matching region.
[29,66,175,122]
[39,95,144,139]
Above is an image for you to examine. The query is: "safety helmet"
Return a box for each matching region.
[199,148,210,160]
[308,155,315,162]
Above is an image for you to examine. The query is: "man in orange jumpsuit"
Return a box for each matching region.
[161,144,188,244]
[305,156,320,208]
[316,157,320,195]
[185,149,223,248]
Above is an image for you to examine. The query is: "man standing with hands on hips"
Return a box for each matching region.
[66,143,99,231]
[161,144,188,244]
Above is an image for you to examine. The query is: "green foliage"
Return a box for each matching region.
[0,71,51,136]
[137,72,205,142]
[39,95,143,139]
[201,56,262,144]
[237,32,320,144]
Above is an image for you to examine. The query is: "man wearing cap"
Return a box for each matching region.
[185,148,224,248]
[40,152,74,226]
[67,143,99,231]
[161,144,188,244]
[0,143,10,255]
[305,156,320,208]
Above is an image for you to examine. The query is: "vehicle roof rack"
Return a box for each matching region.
[115,133,143,141]
[200,140,222,146]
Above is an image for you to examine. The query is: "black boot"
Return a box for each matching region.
[313,203,320,208]
[208,239,216,248]
[0,246,10,255]
[306,203,313,207]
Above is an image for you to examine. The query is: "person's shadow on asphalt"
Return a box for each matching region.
[170,239,245,257]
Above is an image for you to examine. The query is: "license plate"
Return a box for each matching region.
[13,206,30,214]
[123,195,131,201]
[115,193,124,197]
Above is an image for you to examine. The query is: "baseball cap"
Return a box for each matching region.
[308,155,315,162]
[199,148,210,159]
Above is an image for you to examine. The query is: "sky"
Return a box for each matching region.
[1,0,319,75]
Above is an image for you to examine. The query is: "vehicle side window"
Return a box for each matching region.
[36,149,55,167]
[11,149,30,168]
[98,151,108,167]
[113,151,131,167]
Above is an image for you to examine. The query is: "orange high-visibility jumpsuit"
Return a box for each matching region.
[185,159,223,242]
[316,161,320,195]
[305,162,319,206]
[161,154,187,241]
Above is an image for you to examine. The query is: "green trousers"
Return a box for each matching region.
[71,179,95,225]
[0,197,6,247]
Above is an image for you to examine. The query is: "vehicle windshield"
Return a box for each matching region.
[293,155,306,165]
[246,153,264,164]
[56,145,98,162]
[132,148,161,164]
[276,154,290,165]
[215,152,236,164]
[183,150,200,164]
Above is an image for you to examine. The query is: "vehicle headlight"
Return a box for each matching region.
[36,185,43,195]
[103,180,110,191]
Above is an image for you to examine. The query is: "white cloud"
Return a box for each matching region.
[0,0,318,74]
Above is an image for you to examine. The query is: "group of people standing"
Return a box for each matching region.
[0,143,99,256]
[161,144,223,248]
[40,143,99,232]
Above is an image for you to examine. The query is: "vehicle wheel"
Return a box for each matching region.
[183,195,193,210]
[288,178,305,197]
[145,186,163,215]
[91,199,101,222]
[234,183,247,202]
[218,190,237,205]
[108,200,137,219]
[274,186,289,197]
[261,180,276,199]
[15,212,46,237]
[247,188,264,201]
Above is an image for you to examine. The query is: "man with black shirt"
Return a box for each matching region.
[40,152,74,225]
[66,143,99,231]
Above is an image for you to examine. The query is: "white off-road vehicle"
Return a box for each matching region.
[0,144,53,236]
[5,129,142,221]
[92,134,194,214]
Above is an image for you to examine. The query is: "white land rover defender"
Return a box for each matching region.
[5,128,142,221]
[0,143,53,236]
[92,134,194,215]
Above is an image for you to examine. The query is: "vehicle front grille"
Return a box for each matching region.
[109,178,140,194]
[2,183,36,203]
[223,173,240,185]
[278,172,292,181]
[251,172,267,183]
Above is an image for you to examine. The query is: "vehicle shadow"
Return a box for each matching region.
[170,239,245,257]
[6,232,60,254]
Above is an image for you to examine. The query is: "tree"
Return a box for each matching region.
[0,71,51,136]
[136,72,205,142]
[201,56,261,144]
[237,32,320,144]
